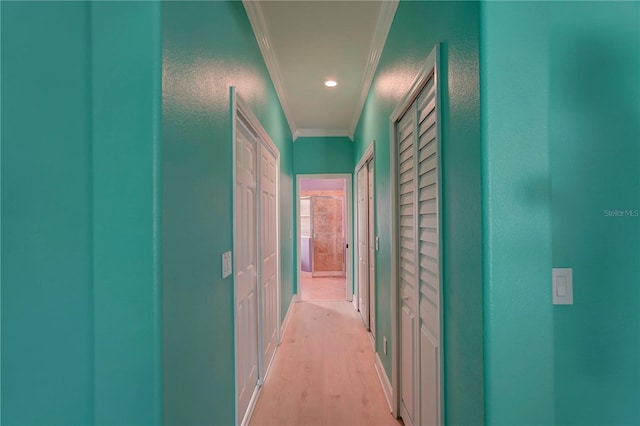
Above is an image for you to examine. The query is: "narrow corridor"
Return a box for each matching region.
[249,301,401,426]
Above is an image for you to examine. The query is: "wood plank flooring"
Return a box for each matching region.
[300,272,346,301]
[249,301,401,426]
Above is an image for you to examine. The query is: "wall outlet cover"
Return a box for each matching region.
[222,251,232,279]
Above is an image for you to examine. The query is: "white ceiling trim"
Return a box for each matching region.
[293,128,351,142]
[243,0,297,138]
[348,0,399,139]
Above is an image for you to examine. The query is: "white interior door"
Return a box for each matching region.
[357,165,369,328]
[312,196,344,276]
[368,161,375,338]
[416,77,441,426]
[398,108,417,426]
[397,69,441,426]
[259,143,278,375]
[233,90,281,426]
[235,118,259,423]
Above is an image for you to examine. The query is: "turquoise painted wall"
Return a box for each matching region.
[1,2,162,424]
[292,136,354,294]
[548,2,640,424]
[481,2,640,424]
[293,136,354,175]
[353,2,484,424]
[2,3,93,423]
[91,3,162,424]
[480,2,554,424]
[162,2,294,424]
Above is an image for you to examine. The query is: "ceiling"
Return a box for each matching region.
[243,1,399,141]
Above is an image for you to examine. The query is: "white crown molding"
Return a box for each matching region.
[293,128,352,142]
[243,0,298,138]
[348,0,399,139]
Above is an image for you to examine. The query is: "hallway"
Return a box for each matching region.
[4,1,639,424]
[249,301,400,426]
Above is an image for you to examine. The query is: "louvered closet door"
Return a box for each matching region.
[398,70,441,426]
[416,75,441,426]
[398,107,418,426]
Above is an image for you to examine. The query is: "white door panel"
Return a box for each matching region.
[235,119,259,422]
[397,108,417,425]
[420,327,439,426]
[397,67,441,426]
[368,161,375,337]
[260,143,278,373]
[417,78,441,426]
[234,101,281,426]
[357,165,369,328]
[400,306,415,426]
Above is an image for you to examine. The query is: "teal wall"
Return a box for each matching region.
[293,136,354,175]
[292,136,354,294]
[548,2,640,425]
[2,3,93,423]
[353,2,484,424]
[480,2,555,424]
[481,2,640,424]
[162,2,294,425]
[1,2,162,424]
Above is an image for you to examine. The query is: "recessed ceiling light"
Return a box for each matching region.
[324,80,338,88]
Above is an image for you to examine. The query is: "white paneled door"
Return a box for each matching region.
[367,160,375,338]
[357,155,376,335]
[233,89,280,426]
[235,117,259,424]
[395,50,441,426]
[357,164,369,329]
[260,143,278,375]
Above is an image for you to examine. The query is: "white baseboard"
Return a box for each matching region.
[367,331,376,352]
[312,271,346,277]
[241,384,261,426]
[374,353,393,412]
[280,293,299,342]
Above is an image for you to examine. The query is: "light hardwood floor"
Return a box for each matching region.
[249,301,401,426]
[299,272,346,301]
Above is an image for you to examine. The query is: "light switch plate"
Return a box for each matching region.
[222,251,232,279]
[552,268,573,305]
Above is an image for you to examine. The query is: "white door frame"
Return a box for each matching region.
[389,45,443,422]
[354,142,375,331]
[231,87,281,426]
[295,174,353,302]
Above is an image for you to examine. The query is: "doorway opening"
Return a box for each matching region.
[296,175,352,302]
